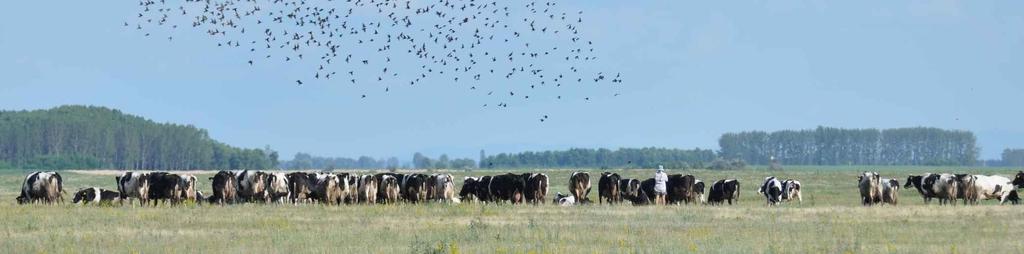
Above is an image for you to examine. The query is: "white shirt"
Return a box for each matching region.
[654,172,668,194]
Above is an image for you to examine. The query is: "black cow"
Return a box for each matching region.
[1014,171,1024,188]
[287,172,315,204]
[707,179,740,205]
[759,177,783,206]
[72,187,120,205]
[666,174,700,205]
[569,172,592,204]
[459,176,482,202]
[598,172,622,204]
[490,173,527,203]
[209,171,238,205]
[148,172,184,206]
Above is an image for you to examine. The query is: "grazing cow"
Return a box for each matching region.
[359,174,379,204]
[376,174,400,204]
[286,172,314,204]
[17,171,64,204]
[72,187,120,205]
[619,178,641,201]
[459,177,482,202]
[553,192,576,206]
[905,174,937,203]
[236,170,269,203]
[116,172,150,206]
[312,173,344,205]
[639,178,657,202]
[880,178,900,205]
[523,173,549,204]
[665,174,700,205]
[569,172,592,204]
[965,175,1019,205]
[924,173,960,205]
[209,171,238,205]
[433,174,456,203]
[266,172,290,204]
[758,177,783,206]
[707,179,740,205]
[147,172,184,206]
[781,179,802,204]
[858,172,881,206]
[178,174,199,204]
[598,172,622,204]
[490,173,527,203]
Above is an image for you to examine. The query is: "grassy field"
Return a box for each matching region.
[1,166,1023,253]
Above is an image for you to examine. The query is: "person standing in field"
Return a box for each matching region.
[654,165,668,205]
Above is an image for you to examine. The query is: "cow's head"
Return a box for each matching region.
[1013,171,1024,188]
[904,175,918,188]
[72,188,90,204]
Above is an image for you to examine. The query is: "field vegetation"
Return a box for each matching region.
[1,166,1023,253]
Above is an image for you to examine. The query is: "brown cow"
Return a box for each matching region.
[569,171,592,204]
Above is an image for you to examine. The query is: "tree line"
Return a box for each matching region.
[0,106,276,170]
[279,152,477,170]
[479,147,717,169]
[718,126,978,166]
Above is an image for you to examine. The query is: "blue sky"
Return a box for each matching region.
[1,1,1022,160]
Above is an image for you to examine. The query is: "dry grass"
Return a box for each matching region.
[1,167,1022,253]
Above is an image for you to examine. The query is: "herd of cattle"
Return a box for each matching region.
[14,170,1024,207]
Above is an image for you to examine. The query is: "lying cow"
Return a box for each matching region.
[598,172,622,204]
[117,171,150,206]
[707,179,740,205]
[553,192,576,206]
[569,172,592,204]
[72,187,120,205]
[18,171,65,204]
[758,176,783,206]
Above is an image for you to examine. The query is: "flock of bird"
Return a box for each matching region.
[129,0,623,119]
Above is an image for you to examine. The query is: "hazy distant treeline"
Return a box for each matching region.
[479,147,717,169]
[0,106,276,170]
[718,126,978,166]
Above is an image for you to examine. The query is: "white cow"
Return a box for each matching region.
[266,172,290,203]
[554,192,576,206]
[434,174,457,203]
[781,179,802,204]
[879,178,899,205]
[966,175,1018,205]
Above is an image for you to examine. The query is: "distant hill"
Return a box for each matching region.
[0,105,275,170]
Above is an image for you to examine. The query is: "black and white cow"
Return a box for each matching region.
[569,172,592,204]
[858,172,881,206]
[266,172,290,204]
[432,174,456,203]
[116,171,150,206]
[376,174,401,204]
[359,174,379,204]
[598,172,622,204]
[965,175,1018,205]
[209,171,238,205]
[758,176,783,206]
[618,178,642,201]
[18,171,64,204]
[926,173,960,205]
[780,179,802,204]
[523,173,549,205]
[311,172,344,205]
[666,174,700,205]
[402,174,430,203]
[706,179,740,205]
[905,174,937,203]
[72,187,120,205]
[286,172,314,204]
[236,170,270,203]
[553,192,576,206]
[178,174,199,204]
[880,178,899,205]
